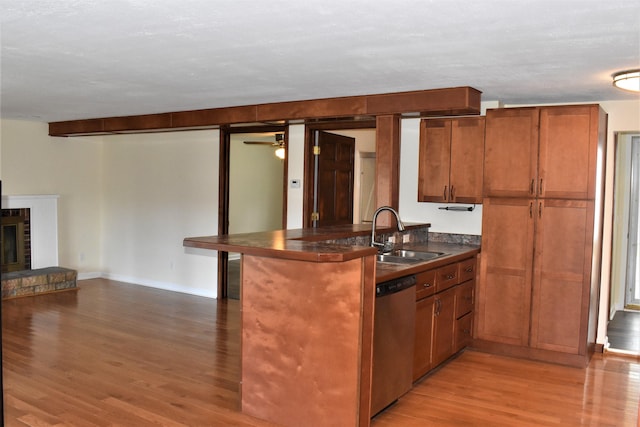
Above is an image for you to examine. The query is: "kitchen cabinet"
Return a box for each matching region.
[418,117,485,203]
[413,295,434,379]
[477,104,607,367]
[484,105,602,200]
[530,199,595,354]
[413,256,477,381]
[432,286,457,367]
[477,198,534,346]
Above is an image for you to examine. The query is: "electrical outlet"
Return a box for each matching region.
[403,234,411,243]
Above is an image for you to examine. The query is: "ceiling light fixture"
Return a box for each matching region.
[612,69,640,92]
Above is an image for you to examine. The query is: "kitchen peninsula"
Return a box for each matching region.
[183,224,479,427]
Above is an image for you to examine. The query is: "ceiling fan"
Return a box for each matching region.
[243,133,284,147]
[243,133,286,159]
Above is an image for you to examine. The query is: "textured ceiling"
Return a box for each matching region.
[1,0,639,123]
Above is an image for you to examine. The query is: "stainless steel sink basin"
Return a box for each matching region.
[376,249,446,264]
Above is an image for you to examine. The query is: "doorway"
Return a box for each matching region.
[608,132,640,353]
[218,126,287,299]
[304,121,377,228]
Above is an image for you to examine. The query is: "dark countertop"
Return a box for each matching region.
[183,223,479,282]
[184,223,424,262]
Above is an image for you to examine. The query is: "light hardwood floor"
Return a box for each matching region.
[2,279,639,426]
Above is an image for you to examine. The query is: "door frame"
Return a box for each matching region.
[303,120,376,228]
[218,125,288,298]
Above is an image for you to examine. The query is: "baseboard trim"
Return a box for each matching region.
[80,273,217,299]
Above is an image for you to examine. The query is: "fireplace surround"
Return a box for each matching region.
[1,195,59,270]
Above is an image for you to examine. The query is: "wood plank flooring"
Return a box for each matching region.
[2,278,639,426]
[608,310,640,353]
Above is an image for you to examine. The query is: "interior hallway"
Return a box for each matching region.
[2,279,639,426]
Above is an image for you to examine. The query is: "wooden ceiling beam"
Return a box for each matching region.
[48,86,481,137]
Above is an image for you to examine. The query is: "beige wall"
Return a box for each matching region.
[0,119,103,273]
[229,134,284,234]
[100,130,219,297]
[0,121,219,297]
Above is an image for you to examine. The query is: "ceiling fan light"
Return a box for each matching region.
[612,69,640,92]
[275,147,285,159]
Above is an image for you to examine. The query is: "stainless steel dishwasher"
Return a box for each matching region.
[371,274,416,417]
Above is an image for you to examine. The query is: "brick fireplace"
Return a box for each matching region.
[0,195,76,299]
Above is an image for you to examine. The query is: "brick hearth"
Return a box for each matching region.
[1,267,77,299]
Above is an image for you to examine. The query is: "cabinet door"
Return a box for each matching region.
[432,287,456,367]
[450,117,485,203]
[413,295,434,381]
[538,105,603,200]
[477,197,535,346]
[484,108,539,198]
[530,199,594,354]
[418,119,452,202]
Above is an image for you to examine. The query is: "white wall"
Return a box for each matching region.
[0,119,103,274]
[399,118,483,234]
[286,124,305,229]
[100,130,219,297]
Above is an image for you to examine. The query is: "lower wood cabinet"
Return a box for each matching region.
[413,256,476,382]
[413,295,435,379]
[477,197,601,366]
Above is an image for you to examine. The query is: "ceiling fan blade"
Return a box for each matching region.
[243,141,277,146]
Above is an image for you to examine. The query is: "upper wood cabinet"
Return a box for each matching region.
[484,105,605,200]
[418,117,485,204]
[483,108,539,198]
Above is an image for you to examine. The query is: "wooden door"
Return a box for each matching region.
[413,295,435,381]
[484,108,539,198]
[432,286,456,367]
[477,197,535,346]
[530,199,594,354]
[449,117,485,203]
[316,131,355,227]
[538,105,602,200]
[418,119,451,202]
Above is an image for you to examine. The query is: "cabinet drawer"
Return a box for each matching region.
[415,269,436,300]
[435,264,458,292]
[455,280,474,319]
[459,257,476,283]
[455,312,473,352]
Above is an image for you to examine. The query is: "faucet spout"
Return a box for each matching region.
[370,206,405,253]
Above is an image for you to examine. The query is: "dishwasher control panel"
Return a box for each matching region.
[376,275,416,297]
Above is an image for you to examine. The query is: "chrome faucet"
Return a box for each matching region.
[370,206,405,254]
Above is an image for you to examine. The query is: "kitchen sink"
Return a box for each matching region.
[376,249,447,264]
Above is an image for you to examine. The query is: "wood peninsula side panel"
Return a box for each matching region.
[241,254,375,427]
